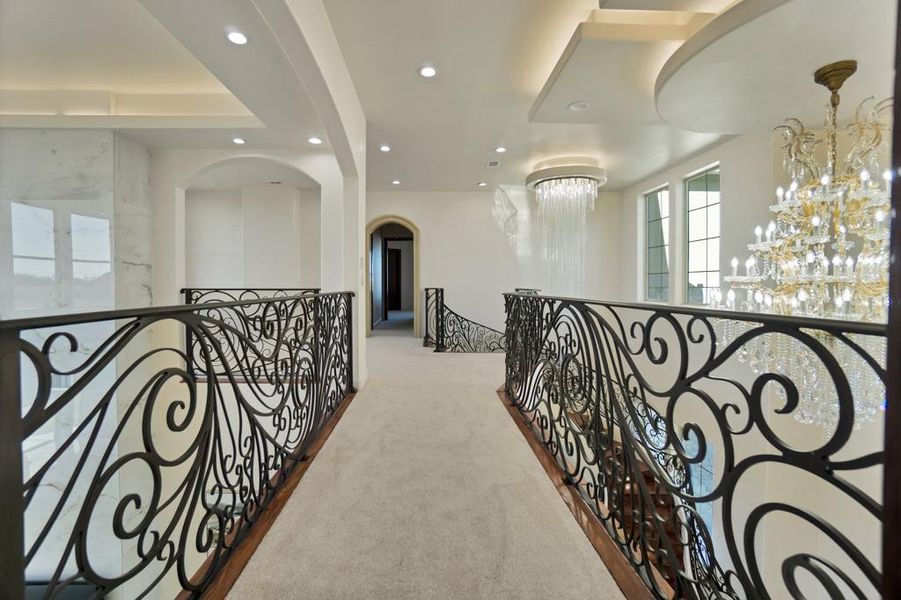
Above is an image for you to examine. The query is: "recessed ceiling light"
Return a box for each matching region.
[418,65,438,78]
[307,136,323,145]
[495,146,507,153]
[392,180,401,185]
[379,144,391,152]
[227,31,248,45]
[478,182,488,187]
[232,137,245,145]
[568,101,590,112]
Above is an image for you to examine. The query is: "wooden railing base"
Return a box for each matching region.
[496,386,661,600]
[178,391,357,600]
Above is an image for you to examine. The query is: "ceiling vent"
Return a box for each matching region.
[487,160,500,168]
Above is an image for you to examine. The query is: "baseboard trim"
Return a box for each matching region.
[178,391,357,600]
[496,386,661,600]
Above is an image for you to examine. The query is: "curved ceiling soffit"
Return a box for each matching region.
[654,0,894,133]
[252,0,364,180]
[654,0,790,117]
[180,154,321,190]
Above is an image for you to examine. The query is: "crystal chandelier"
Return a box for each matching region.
[712,60,890,431]
[526,160,607,295]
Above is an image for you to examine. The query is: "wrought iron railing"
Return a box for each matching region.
[423,287,505,353]
[1,291,354,598]
[182,288,320,377]
[182,288,321,305]
[503,291,886,599]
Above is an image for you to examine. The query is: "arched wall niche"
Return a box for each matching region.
[182,155,322,290]
[365,214,421,337]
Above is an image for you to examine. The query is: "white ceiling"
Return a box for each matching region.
[185,157,319,191]
[1,0,895,194]
[0,0,226,94]
[0,0,327,155]
[323,0,744,192]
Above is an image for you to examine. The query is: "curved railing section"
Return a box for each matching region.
[423,287,505,353]
[183,287,321,305]
[183,288,321,377]
[1,291,354,598]
[503,292,886,599]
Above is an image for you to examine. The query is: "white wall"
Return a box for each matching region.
[618,132,776,303]
[184,184,321,289]
[367,189,622,331]
[185,189,244,287]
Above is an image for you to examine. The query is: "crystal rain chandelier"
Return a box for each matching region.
[526,160,607,296]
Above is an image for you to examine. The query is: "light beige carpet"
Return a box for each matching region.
[227,335,625,599]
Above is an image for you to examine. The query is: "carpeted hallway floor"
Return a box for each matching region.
[227,335,624,599]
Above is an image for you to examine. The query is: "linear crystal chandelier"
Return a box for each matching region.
[526,160,607,296]
[712,60,891,430]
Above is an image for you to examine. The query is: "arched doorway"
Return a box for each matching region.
[365,215,420,337]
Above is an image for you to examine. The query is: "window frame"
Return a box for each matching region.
[683,164,721,306]
[643,184,671,303]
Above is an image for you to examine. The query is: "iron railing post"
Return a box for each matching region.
[436,288,446,352]
[182,288,195,377]
[0,328,25,598]
[346,292,356,394]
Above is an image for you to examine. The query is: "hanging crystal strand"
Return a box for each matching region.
[537,177,596,296]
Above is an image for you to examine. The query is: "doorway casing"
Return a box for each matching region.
[365,215,421,336]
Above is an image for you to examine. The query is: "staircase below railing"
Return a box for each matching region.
[423,287,505,353]
[503,291,886,599]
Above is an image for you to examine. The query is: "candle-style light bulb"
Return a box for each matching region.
[861,169,871,182]
[776,186,784,200]
[731,256,739,277]
[755,225,763,243]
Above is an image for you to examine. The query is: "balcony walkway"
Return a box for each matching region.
[227,334,623,599]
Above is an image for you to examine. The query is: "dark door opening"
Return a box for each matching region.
[370,222,414,332]
[386,248,402,312]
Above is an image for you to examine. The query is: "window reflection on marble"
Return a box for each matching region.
[71,213,113,308]
[11,202,56,311]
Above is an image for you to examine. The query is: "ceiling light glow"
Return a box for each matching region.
[418,65,438,78]
[392,180,401,185]
[308,137,323,145]
[495,146,507,154]
[568,101,590,112]
[232,137,245,145]
[227,31,248,45]
[379,144,391,152]
[478,182,488,187]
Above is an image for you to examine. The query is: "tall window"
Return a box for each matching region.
[685,167,720,305]
[645,187,670,302]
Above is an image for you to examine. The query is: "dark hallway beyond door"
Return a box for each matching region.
[371,222,414,332]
